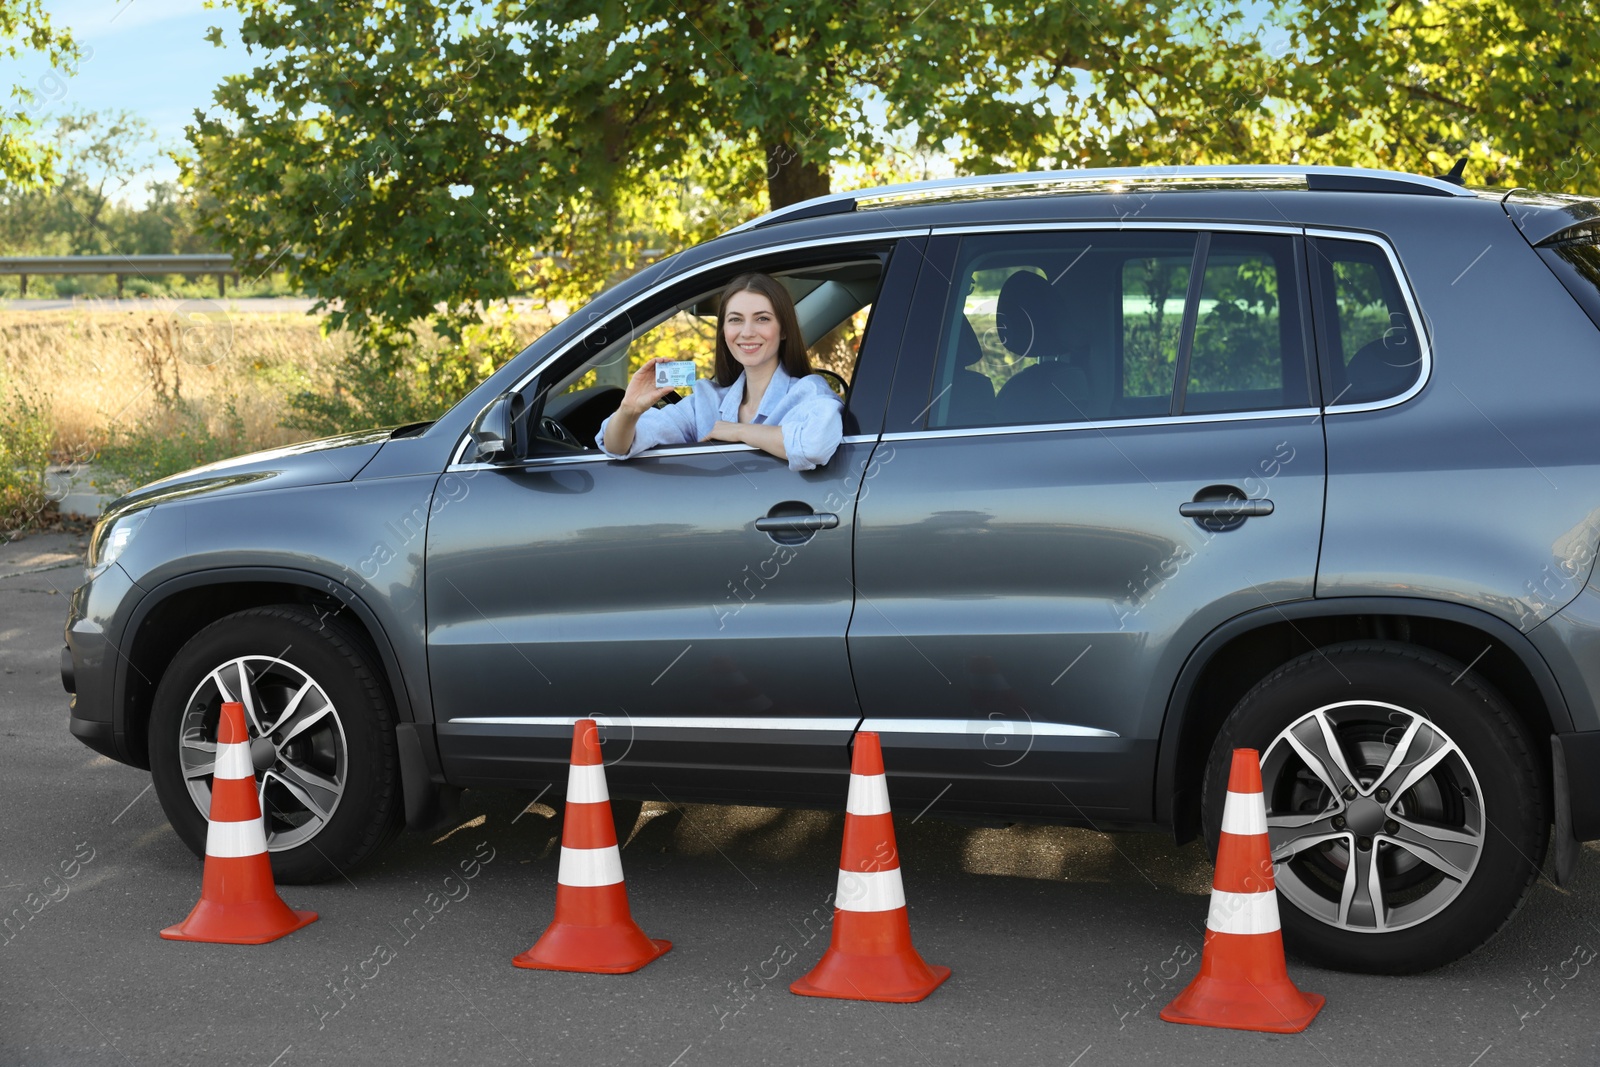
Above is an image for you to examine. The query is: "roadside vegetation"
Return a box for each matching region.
[0,306,554,533]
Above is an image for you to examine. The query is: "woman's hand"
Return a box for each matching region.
[619,358,680,416]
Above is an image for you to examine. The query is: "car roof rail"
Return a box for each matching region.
[728,165,1478,233]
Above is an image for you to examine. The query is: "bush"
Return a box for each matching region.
[0,385,53,533]
[95,395,249,493]
[282,320,520,436]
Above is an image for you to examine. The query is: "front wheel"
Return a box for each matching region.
[1203,641,1547,974]
[149,605,403,884]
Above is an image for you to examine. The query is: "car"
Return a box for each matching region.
[64,164,1600,974]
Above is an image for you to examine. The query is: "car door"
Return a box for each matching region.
[847,227,1327,824]
[426,237,922,803]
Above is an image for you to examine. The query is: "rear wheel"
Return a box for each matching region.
[1203,641,1546,973]
[149,605,403,884]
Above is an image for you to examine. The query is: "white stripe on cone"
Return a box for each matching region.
[1206,888,1282,935]
[835,867,907,912]
[845,773,892,816]
[557,844,625,887]
[213,740,253,781]
[566,763,609,804]
[205,816,270,859]
[1220,792,1268,836]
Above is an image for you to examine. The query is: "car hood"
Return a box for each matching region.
[100,428,395,522]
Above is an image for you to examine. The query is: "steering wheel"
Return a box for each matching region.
[537,415,584,451]
[815,369,849,398]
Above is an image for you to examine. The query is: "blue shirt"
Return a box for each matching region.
[595,362,845,471]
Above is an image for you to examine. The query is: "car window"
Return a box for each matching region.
[1537,226,1600,332]
[923,231,1310,429]
[924,232,1198,429]
[1183,233,1311,414]
[1310,236,1422,406]
[1121,250,1194,410]
[530,257,885,453]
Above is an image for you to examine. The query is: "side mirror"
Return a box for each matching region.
[469,393,524,462]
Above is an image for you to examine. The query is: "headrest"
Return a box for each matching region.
[1343,337,1421,403]
[995,271,1066,361]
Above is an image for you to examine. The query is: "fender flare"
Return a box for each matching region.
[115,566,451,830]
[1154,595,1573,830]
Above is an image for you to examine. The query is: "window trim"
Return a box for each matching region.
[1304,227,1433,414]
[907,222,1324,434]
[878,407,1323,444]
[896,221,1425,432]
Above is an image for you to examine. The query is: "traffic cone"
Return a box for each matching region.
[791,731,950,1002]
[1160,748,1325,1032]
[161,701,317,944]
[513,719,670,973]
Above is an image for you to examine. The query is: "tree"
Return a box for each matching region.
[1266,1,1600,193]
[0,110,164,255]
[1,0,82,189]
[184,0,1280,350]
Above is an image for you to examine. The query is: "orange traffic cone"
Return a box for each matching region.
[161,701,317,944]
[791,731,950,1002]
[513,719,670,973]
[1161,748,1325,1032]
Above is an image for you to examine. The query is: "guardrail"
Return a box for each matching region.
[0,254,244,298]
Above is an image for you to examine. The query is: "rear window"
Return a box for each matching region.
[1309,237,1423,406]
[1537,227,1600,333]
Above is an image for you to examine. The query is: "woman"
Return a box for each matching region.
[596,272,844,471]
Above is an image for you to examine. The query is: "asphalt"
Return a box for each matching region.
[2,529,1599,1066]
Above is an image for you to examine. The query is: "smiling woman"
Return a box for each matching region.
[596,272,845,471]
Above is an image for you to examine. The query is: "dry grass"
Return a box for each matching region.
[1,306,352,459]
[0,305,557,462]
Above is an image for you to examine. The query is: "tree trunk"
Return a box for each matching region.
[764,143,830,210]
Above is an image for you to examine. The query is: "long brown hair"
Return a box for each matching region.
[713,272,811,387]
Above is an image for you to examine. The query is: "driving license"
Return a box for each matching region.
[654,360,697,388]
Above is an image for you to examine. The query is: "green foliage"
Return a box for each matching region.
[1123,258,1192,399]
[1188,254,1283,394]
[0,381,53,533]
[184,0,1294,356]
[1,0,82,191]
[281,320,515,437]
[94,396,249,493]
[0,111,202,256]
[1269,2,1600,191]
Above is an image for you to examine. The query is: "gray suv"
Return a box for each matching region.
[63,166,1600,974]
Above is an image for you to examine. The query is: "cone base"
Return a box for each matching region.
[1160,982,1325,1033]
[160,902,318,945]
[790,952,951,1004]
[512,920,671,974]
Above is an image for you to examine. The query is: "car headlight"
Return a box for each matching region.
[88,509,149,577]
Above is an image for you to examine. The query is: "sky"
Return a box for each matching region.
[8,0,253,203]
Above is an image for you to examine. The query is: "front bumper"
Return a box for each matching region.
[63,561,140,766]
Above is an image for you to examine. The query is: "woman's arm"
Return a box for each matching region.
[702,420,786,459]
[596,358,699,458]
[777,378,844,470]
[702,377,843,470]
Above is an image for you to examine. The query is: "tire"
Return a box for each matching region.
[1202,641,1546,974]
[149,605,403,884]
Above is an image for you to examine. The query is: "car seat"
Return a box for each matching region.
[993,271,1091,424]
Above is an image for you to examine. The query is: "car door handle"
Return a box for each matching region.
[1179,499,1275,519]
[754,513,840,532]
